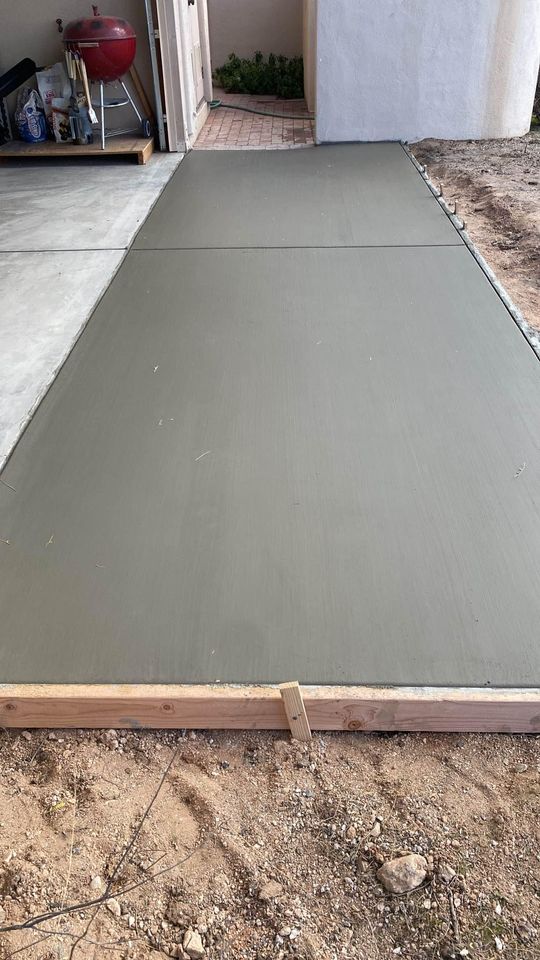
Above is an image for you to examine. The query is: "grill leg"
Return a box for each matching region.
[119,79,143,124]
[99,81,105,150]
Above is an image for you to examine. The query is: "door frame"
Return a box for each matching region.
[156,0,212,152]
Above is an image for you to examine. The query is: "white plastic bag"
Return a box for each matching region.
[36,63,71,130]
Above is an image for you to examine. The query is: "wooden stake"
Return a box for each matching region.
[279,681,312,741]
[129,65,156,123]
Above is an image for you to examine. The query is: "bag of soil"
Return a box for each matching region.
[15,86,48,142]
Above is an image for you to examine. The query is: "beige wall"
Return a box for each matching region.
[302,0,316,113]
[207,0,303,69]
[1,2,153,130]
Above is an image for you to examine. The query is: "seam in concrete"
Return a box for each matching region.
[401,140,540,359]
[131,243,464,252]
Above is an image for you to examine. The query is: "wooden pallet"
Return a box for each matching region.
[0,135,154,164]
[1,684,540,734]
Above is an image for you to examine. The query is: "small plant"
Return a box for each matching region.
[532,70,540,126]
[213,51,304,99]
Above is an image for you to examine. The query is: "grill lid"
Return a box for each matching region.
[63,5,135,43]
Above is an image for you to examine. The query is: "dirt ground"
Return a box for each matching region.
[1,728,539,960]
[1,137,540,960]
[412,134,540,332]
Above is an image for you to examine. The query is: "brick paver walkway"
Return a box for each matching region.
[194,90,314,150]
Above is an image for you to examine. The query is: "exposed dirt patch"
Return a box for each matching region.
[412,134,540,332]
[1,729,539,959]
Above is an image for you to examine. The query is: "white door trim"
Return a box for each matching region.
[197,0,214,103]
[156,0,213,152]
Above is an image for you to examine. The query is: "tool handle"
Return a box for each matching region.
[76,56,99,125]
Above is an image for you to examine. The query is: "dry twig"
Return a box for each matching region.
[0,745,181,936]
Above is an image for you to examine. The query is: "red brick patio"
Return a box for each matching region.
[194,90,314,150]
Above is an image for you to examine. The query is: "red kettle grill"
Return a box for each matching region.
[63,6,150,148]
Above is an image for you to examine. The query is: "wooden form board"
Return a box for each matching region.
[1,685,540,732]
[0,136,154,164]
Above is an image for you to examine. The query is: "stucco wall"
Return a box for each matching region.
[316,0,540,142]
[1,1,153,131]
[207,0,303,69]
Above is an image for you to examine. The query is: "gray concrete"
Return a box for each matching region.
[0,155,181,468]
[135,144,459,250]
[0,156,181,252]
[2,234,540,684]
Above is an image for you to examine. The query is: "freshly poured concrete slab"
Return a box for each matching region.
[2,245,540,687]
[135,144,459,250]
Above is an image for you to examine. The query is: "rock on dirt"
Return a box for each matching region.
[377,854,428,894]
[183,928,205,959]
[166,901,193,926]
[106,897,122,917]
[258,879,284,900]
[439,862,457,884]
[516,919,537,943]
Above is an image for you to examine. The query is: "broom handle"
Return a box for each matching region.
[76,55,99,124]
[65,50,74,83]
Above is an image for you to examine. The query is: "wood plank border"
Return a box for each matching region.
[1,685,540,732]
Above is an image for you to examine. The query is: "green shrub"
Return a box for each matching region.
[213,51,304,99]
[533,71,540,126]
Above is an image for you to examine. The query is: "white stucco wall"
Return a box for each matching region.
[207,0,303,69]
[316,0,540,142]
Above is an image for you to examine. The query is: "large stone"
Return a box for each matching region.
[183,928,205,959]
[377,854,428,894]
